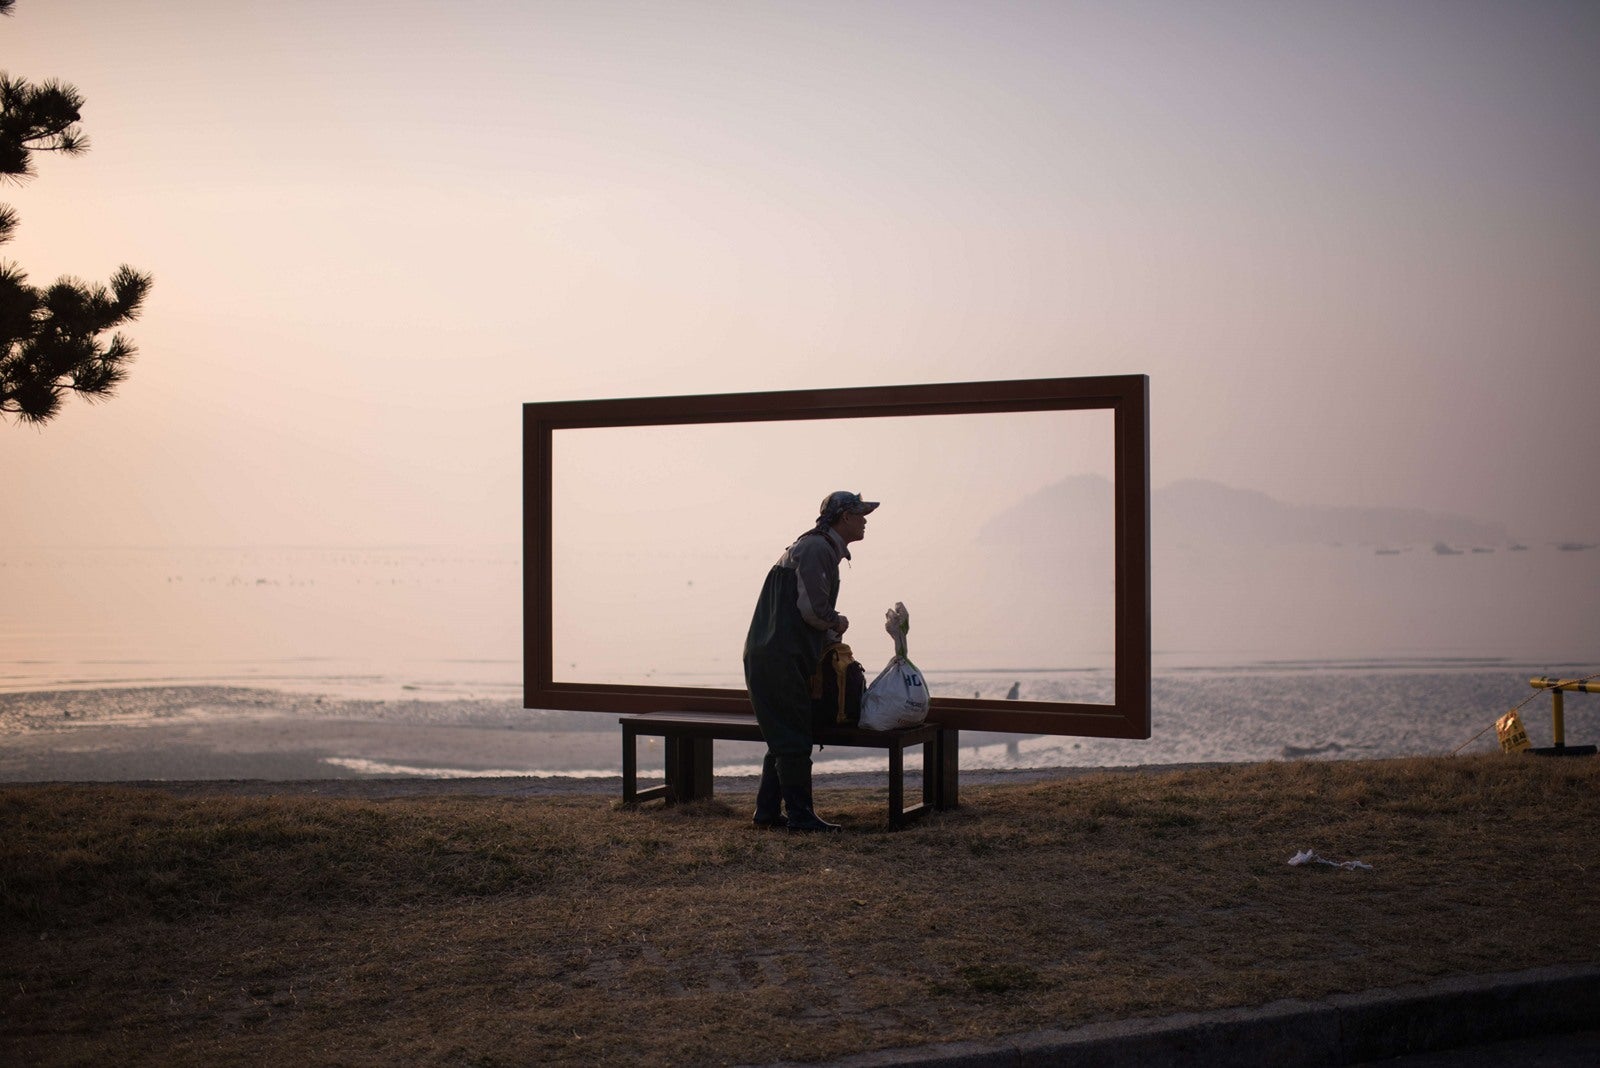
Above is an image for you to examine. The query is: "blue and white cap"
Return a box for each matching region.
[817,491,879,526]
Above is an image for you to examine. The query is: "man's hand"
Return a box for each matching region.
[835,614,849,636]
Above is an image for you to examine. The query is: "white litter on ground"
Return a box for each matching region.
[1288,849,1374,871]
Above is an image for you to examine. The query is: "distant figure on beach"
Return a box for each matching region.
[1006,681,1020,700]
[743,491,878,833]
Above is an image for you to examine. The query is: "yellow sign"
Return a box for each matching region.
[1496,710,1531,753]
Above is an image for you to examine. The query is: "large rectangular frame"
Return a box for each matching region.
[524,374,1150,738]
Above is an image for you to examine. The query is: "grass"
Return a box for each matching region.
[2,753,1597,1066]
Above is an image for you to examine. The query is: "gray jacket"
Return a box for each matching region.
[774,527,849,638]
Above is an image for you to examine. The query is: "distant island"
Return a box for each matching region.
[979,475,1522,551]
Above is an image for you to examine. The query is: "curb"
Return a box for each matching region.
[770,963,1600,1067]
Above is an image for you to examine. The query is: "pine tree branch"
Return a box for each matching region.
[0,9,151,426]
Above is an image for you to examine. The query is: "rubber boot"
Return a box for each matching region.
[752,752,785,829]
[776,754,841,833]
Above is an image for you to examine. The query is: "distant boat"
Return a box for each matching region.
[1433,542,1464,556]
[1508,543,1529,551]
[1557,542,1597,552]
[1471,547,1494,554]
[1375,548,1403,555]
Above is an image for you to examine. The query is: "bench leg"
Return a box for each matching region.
[622,726,670,805]
[888,736,942,830]
[622,722,638,803]
[887,741,904,828]
[937,728,960,810]
[665,736,714,803]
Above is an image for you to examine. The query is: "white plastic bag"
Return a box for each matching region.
[859,602,930,731]
[1287,849,1373,871]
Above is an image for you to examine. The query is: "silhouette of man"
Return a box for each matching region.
[743,491,877,832]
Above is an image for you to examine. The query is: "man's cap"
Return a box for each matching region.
[818,491,879,525]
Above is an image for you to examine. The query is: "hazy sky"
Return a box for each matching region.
[4,0,1599,552]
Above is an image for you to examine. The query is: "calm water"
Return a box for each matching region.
[0,546,524,699]
[651,658,1593,773]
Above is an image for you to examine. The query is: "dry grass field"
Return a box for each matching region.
[3,753,1597,1066]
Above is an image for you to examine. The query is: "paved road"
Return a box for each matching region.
[1357,1028,1600,1067]
[801,964,1600,1068]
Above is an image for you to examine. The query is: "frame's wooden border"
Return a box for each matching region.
[523,375,1150,738]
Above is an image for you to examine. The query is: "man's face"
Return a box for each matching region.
[835,509,868,544]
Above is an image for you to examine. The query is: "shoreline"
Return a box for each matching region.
[10,761,1225,800]
[3,674,1581,783]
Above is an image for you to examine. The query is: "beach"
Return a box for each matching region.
[0,687,628,783]
[4,658,1595,785]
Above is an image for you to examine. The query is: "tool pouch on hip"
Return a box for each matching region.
[809,642,864,728]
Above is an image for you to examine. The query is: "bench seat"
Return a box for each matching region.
[620,711,958,829]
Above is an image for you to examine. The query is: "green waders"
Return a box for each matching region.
[743,560,841,831]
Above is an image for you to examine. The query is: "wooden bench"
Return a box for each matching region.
[620,711,959,829]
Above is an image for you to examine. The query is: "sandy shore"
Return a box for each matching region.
[0,686,1201,795]
[0,685,1018,785]
[0,685,1240,789]
[0,717,631,783]
[0,686,634,783]
[0,714,1123,792]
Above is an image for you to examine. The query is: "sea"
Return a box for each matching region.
[1,545,1594,781]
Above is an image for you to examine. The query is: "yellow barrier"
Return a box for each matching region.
[1527,677,1599,755]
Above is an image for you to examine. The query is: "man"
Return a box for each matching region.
[743,490,877,832]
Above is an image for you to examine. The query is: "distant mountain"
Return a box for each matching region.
[1157,478,1510,548]
[979,475,1511,549]
[977,474,1114,546]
